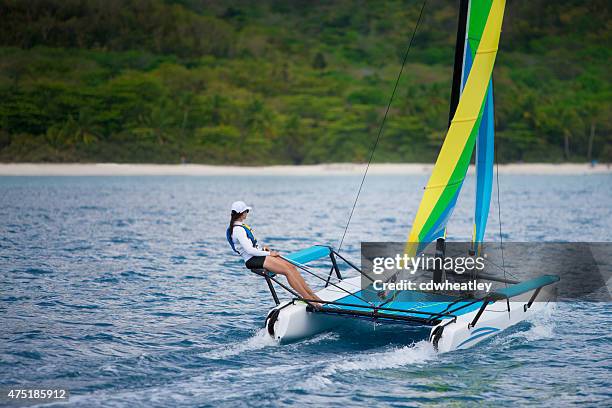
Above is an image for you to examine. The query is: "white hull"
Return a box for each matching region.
[430,299,550,352]
[266,276,554,352]
[266,276,362,343]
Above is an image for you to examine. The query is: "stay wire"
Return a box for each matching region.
[337,0,429,253]
[494,140,508,286]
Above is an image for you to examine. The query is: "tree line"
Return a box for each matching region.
[0,0,609,163]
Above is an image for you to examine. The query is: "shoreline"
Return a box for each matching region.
[0,162,610,176]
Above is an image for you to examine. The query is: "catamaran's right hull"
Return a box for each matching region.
[430,298,553,353]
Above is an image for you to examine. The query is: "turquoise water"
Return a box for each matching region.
[1,174,611,407]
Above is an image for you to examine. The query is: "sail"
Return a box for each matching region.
[406,0,505,255]
[464,1,496,255]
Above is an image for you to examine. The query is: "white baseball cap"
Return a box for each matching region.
[231,201,251,213]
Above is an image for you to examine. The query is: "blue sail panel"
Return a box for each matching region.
[461,42,473,90]
[472,83,494,254]
[463,1,496,254]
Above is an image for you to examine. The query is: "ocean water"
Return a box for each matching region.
[1,174,611,407]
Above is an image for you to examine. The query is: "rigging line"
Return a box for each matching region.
[494,136,508,287]
[280,256,375,306]
[481,256,518,279]
[337,0,429,253]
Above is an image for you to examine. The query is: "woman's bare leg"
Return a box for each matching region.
[278,259,322,301]
[263,257,322,303]
[264,257,317,300]
[274,258,320,299]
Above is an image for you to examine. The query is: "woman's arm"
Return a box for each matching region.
[234,227,270,257]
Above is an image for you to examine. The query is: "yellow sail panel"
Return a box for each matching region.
[406,0,505,255]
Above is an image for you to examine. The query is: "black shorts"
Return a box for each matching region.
[245,255,266,270]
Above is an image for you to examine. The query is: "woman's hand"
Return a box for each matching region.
[269,250,280,257]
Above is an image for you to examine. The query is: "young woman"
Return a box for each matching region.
[226,201,323,305]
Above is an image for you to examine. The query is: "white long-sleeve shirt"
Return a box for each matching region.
[231,222,269,261]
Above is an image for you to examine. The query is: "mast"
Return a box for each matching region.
[434,0,469,278]
[449,0,470,128]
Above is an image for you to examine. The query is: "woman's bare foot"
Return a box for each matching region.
[308,296,325,310]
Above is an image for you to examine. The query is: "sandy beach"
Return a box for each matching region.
[0,162,610,176]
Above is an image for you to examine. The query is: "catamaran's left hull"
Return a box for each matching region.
[266,276,362,343]
[266,301,344,343]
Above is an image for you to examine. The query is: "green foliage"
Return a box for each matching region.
[312,52,327,70]
[0,0,610,163]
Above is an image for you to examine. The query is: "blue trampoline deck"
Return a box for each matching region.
[315,289,485,325]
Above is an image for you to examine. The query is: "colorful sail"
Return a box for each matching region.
[406,0,505,255]
[462,1,496,255]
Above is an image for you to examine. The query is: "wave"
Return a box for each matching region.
[490,303,557,349]
[301,340,436,390]
[201,329,278,359]
[521,304,556,341]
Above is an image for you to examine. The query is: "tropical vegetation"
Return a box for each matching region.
[0,0,609,163]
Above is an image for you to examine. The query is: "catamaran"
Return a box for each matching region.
[249,0,559,352]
